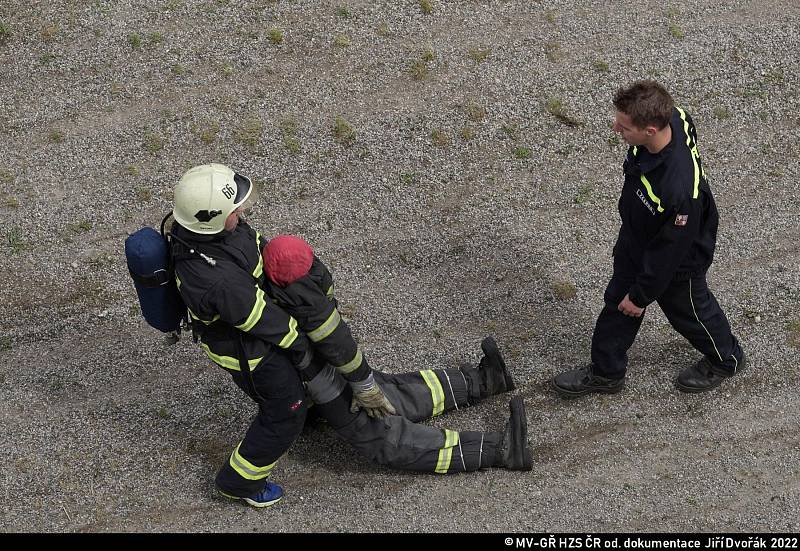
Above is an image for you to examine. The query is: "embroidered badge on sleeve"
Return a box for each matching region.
[675,214,688,226]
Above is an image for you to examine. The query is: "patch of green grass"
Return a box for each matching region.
[39,53,57,64]
[128,33,142,49]
[0,336,11,351]
[431,129,450,147]
[545,97,582,127]
[144,132,164,154]
[593,60,609,72]
[544,10,557,24]
[713,106,730,120]
[171,64,187,75]
[336,6,351,18]
[419,0,433,15]
[460,126,475,141]
[333,34,351,48]
[409,59,429,81]
[468,48,490,63]
[668,22,685,39]
[48,130,64,143]
[421,47,435,62]
[198,121,219,145]
[399,172,416,184]
[7,227,26,254]
[501,122,519,139]
[0,21,12,45]
[464,102,486,122]
[136,186,152,201]
[333,115,356,146]
[514,146,531,159]
[787,320,800,348]
[544,41,562,62]
[124,165,140,176]
[0,168,14,183]
[376,22,391,36]
[110,82,125,97]
[268,28,283,44]
[148,32,164,45]
[68,220,92,234]
[3,195,19,208]
[236,117,264,149]
[41,23,59,41]
[280,117,301,154]
[764,70,784,86]
[607,134,620,147]
[574,183,593,205]
[156,407,169,419]
[552,280,577,300]
[220,62,234,77]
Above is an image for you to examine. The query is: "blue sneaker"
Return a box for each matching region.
[220,481,284,508]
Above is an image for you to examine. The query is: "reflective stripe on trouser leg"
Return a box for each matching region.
[656,275,743,374]
[228,442,278,480]
[373,369,471,423]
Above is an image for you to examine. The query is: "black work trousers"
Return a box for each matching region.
[215,349,308,498]
[591,256,743,380]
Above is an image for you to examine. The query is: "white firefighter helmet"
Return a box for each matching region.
[173,163,253,234]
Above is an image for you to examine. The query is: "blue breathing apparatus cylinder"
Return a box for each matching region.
[124,214,186,336]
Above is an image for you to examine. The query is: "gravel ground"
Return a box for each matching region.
[1,0,799,533]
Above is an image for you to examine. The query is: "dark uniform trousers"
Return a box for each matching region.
[216,353,502,497]
[591,253,743,381]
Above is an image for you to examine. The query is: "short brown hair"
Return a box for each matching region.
[613,80,674,129]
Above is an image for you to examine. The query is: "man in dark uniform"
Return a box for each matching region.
[170,164,532,509]
[552,80,745,397]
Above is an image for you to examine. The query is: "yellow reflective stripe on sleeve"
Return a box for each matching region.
[236,287,267,332]
[335,348,363,374]
[639,174,665,213]
[175,274,181,288]
[326,284,334,301]
[434,430,460,474]
[278,316,299,349]
[307,309,341,343]
[229,443,278,481]
[200,343,261,371]
[420,369,445,417]
[252,232,264,279]
[676,107,701,199]
[189,308,220,325]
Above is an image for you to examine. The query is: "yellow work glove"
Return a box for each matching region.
[350,383,397,418]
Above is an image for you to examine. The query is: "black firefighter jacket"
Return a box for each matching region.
[171,221,310,372]
[616,107,720,308]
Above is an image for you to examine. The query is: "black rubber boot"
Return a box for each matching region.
[551,364,625,397]
[495,396,532,471]
[477,336,516,398]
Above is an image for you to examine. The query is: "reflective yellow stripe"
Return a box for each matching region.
[236,287,267,332]
[435,430,459,474]
[278,316,299,349]
[420,370,445,416]
[639,174,665,213]
[175,274,181,288]
[335,348,362,374]
[307,309,341,343]
[189,308,219,325]
[252,232,264,279]
[229,443,277,480]
[326,284,334,300]
[676,107,701,199]
[200,343,261,371]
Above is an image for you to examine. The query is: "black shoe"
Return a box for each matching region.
[551,364,624,397]
[478,336,516,397]
[676,353,746,394]
[496,396,532,471]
